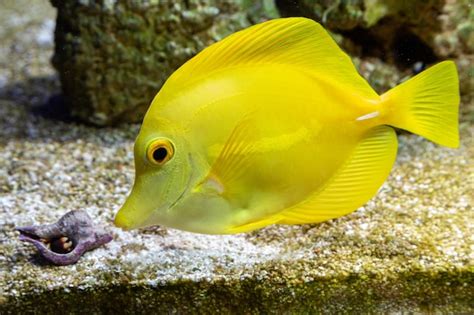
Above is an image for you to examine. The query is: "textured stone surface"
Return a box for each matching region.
[278,0,444,33]
[277,0,444,58]
[50,0,278,125]
[1,0,473,313]
[433,0,474,110]
[51,0,473,125]
[1,98,473,313]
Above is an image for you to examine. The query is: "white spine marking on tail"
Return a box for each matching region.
[356,111,380,121]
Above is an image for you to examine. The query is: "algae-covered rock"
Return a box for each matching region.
[276,0,473,118]
[277,0,443,70]
[52,0,472,125]
[277,0,442,33]
[50,0,278,125]
[434,0,474,105]
[434,0,474,56]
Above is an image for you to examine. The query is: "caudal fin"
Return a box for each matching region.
[381,61,460,148]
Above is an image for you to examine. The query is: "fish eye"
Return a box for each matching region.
[146,139,174,166]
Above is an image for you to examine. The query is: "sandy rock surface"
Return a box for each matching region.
[0,0,473,313]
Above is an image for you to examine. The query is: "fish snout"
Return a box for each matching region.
[114,199,148,230]
[113,210,133,230]
[114,186,164,230]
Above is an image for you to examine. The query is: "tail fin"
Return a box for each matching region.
[381,61,460,148]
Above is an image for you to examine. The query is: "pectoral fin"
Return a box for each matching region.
[202,117,258,197]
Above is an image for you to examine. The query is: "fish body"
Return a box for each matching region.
[114,18,459,234]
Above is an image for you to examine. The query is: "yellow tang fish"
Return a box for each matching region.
[114,18,459,234]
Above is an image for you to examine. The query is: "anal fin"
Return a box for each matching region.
[226,214,282,234]
[280,126,398,224]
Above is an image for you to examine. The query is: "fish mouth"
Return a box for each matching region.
[115,154,195,230]
[114,210,136,230]
[115,187,188,230]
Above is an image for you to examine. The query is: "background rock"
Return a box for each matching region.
[51,0,473,125]
[277,0,473,120]
[277,0,444,63]
[50,0,278,125]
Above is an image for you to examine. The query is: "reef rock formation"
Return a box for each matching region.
[51,0,278,125]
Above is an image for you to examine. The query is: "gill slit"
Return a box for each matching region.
[167,153,195,212]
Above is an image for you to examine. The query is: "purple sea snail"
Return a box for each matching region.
[17,210,112,266]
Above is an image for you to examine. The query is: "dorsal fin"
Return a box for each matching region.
[164,17,378,100]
